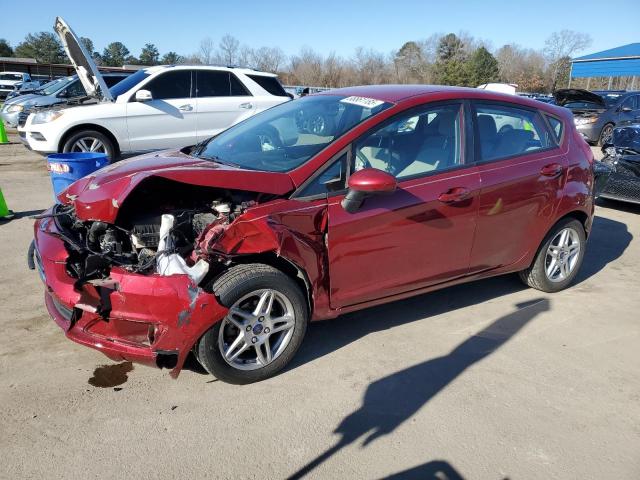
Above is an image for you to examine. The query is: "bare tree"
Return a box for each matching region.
[219,34,240,65]
[290,47,323,85]
[238,45,254,68]
[496,43,546,91]
[544,30,592,91]
[251,46,286,73]
[322,52,346,87]
[199,37,215,65]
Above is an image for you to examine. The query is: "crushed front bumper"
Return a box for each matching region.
[34,211,228,377]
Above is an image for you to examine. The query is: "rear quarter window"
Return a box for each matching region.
[247,75,287,97]
[545,115,564,144]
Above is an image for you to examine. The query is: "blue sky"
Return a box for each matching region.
[1,0,638,59]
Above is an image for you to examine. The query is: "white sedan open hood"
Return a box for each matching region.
[54,17,114,102]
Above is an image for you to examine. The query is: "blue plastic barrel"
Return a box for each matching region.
[47,152,109,200]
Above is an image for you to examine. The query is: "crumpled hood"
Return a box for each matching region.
[62,149,296,222]
[554,89,606,109]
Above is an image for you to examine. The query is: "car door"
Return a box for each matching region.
[194,70,255,141]
[125,69,197,151]
[326,102,481,309]
[468,101,567,273]
[617,95,640,127]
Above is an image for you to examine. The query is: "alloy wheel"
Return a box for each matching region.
[601,125,613,144]
[218,289,296,370]
[545,227,581,282]
[71,136,106,153]
[309,114,326,135]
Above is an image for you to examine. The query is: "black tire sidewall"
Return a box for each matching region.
[62,130,116,162]
[198,268,308,384]
[532,218,586,292]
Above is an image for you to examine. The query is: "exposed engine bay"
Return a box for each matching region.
[47,179,269,286]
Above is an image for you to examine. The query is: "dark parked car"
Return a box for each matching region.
[555,89,640,145]
[32,85,595,384]
[595,125,640,204]
[1,73,130,129]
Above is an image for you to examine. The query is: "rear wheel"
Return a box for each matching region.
[62,129,117,162]
[196,264,308,384]
[519,218,586,293]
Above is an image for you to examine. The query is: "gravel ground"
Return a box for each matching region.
[0,138,638,480]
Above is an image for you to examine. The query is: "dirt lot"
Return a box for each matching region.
[0,137,638,480]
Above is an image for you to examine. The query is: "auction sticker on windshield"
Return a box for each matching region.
[340,96,385,109]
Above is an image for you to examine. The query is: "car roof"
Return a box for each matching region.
[315,84,560,111]
[140,65,278,77]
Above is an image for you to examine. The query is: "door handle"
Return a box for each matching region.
[438,187,471,204]
[239,102,253,109]
[178,104,193,112]
[540,163,562,177]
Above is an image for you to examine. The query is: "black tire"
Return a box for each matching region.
[62,129,117,162]
[598,123,614,147]
[196,263,308,384]
[518,218,586,293]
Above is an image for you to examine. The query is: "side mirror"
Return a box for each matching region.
[135,89,153,102]
[57,89,68,98]
[621,106,632,113]
[341,168,397,213]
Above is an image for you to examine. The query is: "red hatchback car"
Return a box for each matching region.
[33,85,595,384]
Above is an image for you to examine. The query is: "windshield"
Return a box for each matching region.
[194,95,392,172]
[109,70,150,98]
[40,77,73,95]
[600,93,624,107]
[0,73,22,81]
[564,101,604,110]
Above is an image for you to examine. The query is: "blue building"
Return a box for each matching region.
[570,43,640,90]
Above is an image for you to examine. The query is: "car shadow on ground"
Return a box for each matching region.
[574,214,633,284]
[383,460,467,480]
[287,299,549,479]
[283,213,630,478]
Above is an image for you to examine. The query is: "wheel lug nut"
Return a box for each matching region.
[251,336,258,343]
[258,316,264,322]
[246,325,252,332]
[264,327,270,333]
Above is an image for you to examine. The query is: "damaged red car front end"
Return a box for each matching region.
[33,149,305,377]
[36,211,228,376]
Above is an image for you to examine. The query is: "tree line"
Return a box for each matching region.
[0,29,591,93]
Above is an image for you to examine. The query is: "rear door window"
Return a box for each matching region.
[143,70,192,100]
[247,75,287,97]
[473,103,551,162]
[196,71,250,97]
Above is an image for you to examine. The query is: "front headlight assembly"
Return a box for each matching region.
[6,104,24,114]
[574,116,598,126]
[32,110,65,125]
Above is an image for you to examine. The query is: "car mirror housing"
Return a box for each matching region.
[621,106,632,113]
[135,89,153,102]
[341,168,397,213]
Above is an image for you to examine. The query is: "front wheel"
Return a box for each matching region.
[519,218,586,293]
[196,264,308,384]
[598,123,614,147]
[62,129,117,162]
